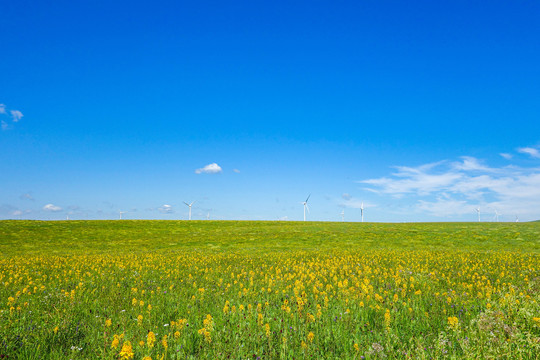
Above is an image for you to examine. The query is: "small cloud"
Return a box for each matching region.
[233,169,240,173]
[10,110,23,122]
[195,163,222,174]
[500,153,513,160]
[342,193,352,200]
[43,204,62,212]
[0,104,5,114]
[517,147,540,158]
[1,120,7,131]
[12,210,23,216]
[158,204,174,214]
[20,193,34,201]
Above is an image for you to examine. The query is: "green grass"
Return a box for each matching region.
[0,220,539,359]
[1,220,538,256]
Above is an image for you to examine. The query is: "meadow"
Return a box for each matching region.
[0,220,539,359]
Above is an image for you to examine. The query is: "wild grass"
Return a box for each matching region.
[0,221,539,359]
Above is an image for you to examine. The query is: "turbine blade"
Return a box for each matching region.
[305,194,311,203]
[183,202,189,206]
[306,204,310,214]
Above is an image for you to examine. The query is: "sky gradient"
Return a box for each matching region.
[1,1,540,221]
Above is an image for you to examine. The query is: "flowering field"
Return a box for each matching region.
[1,221,539,359]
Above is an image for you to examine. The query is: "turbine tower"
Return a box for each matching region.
[476,208,480,222]
[361,202,364,223]
[183,201,195,220]
[302,194,311,222]
[340,209,345,222]
[119,211,127,220]
[494,210,500,223]
[206,212,210,220]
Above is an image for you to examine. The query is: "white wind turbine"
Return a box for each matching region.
[340,209,345,222]
[361,202,364,223]
[206,212,210,220]
[302,194,311,222]
[494,210,501,222]
[183,201,196,220]
[476,208,480,222]
[119,211,127,220]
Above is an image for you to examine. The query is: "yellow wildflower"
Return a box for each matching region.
[161,335,168,349]
[147,331,156,348]
[111,336,120,349]
[119,341,134,359]
[447,316,459,330]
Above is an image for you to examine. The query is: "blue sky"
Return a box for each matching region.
[1,0,540,221]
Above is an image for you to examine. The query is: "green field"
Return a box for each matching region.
[1,220,539,255]
[1,221,539,359]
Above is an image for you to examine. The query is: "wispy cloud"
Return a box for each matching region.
[338,195,372,210]
[233,169,241,173]
[1,104,23,130]
[43,204,62,212]
[360,155,540,220]
[10,110,23,122]
[158,204,174,214]
[20,193,35,201]
[195,163,222,174]
[517,147,540,158]
[0,204,30,217]
[500,153,513,160]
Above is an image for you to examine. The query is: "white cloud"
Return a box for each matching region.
[195,163,222,174]
[158,204,174,214]
[500,153,513,160]
[342,193,352,200]
[363,161,463,197]
[517,147,540,158]
[233,169,241,173]
[1,120,7,131]
[0,104,5,114]
[360,155,540,220]
[43,204,62,212]
[10,110,23,122]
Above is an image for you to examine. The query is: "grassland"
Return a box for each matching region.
[0,221,539,359]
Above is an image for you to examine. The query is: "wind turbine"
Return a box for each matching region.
[515,215,519,222]
[302,194,311,222]
[476,208,480,222]
[361,202,364,223]
[119,211,127,220]
[183,201,195,220]
[206,212,210,220]
[494,210,500,223]
[340,209,345,222]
